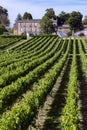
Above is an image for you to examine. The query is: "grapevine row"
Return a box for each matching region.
[61,39,79,130]
[0,39,66,112]
[0,38,70,130]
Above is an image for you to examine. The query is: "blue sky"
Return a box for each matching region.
[0,0,87,27]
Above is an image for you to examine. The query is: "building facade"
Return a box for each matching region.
[13,19,57,35]
[58,25,87,34]
[13,19,41,35]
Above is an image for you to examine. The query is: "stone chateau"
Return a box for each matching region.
[13,19,41,35]
[13,19,57,35]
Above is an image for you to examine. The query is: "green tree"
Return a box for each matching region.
[45,8,56,19]
[40,8,56,34]
[57,16,62,26]
[8,28,13,33]
[0,6,10,26]
[40,15,55,34]
[23,12,33,20]
[15,13,22,22]
[68,11,83,31]
[82,16,87,25]
[57,11,70,26]
[0,24,6,34]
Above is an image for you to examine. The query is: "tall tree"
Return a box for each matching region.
[68,11,83,31]
[45,8,56,20]
[15,13,22,22]
[82,16,87,25]
[40,15,55,34]
[0,6,10,26]
[57,11,70,26]
[23,12,33,20]
[40,8,56,34]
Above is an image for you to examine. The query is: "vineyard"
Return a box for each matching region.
[0,36,24,50]
[0,35,87,130]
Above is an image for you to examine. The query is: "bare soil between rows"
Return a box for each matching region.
[28,55,72,130]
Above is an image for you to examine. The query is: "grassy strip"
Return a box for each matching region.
[78,39,87,75]
[60,39,79,130]
[81,38,87,53]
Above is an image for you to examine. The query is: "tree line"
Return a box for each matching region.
[40,8,84,34]
[13,8,87,34]
[0,5,87,34]
[15,12,33,22]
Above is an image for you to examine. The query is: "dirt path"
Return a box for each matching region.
[27,54,72,130]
